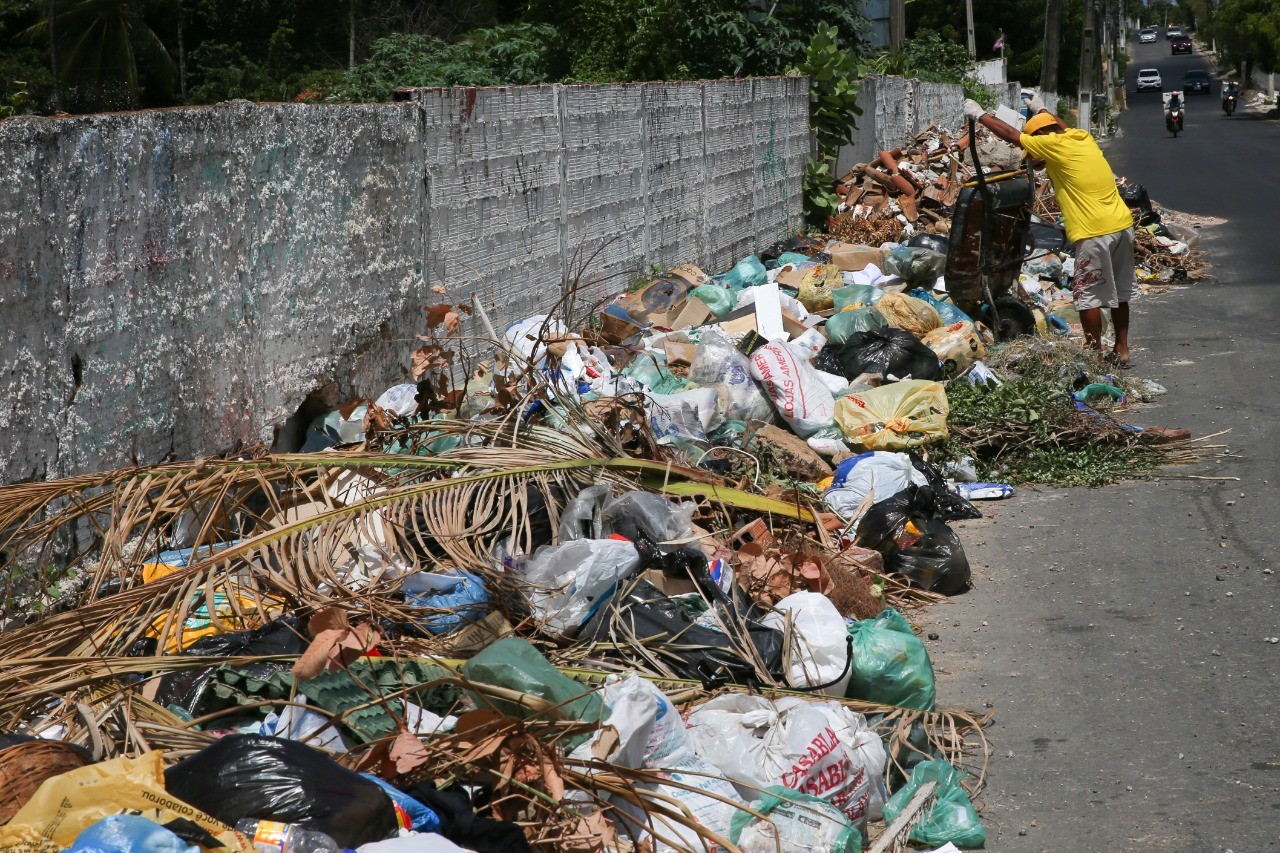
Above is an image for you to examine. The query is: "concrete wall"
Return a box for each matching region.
[835,75,1058,176]
[0,78,808,484]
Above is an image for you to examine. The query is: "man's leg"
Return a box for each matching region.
[1112,301,1130,364]
[1079,307,1104,350]
[1111,228,1137,366]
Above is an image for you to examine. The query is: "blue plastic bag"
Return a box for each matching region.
[69,816,198,853]
[361,774,443,833]
[908,288,973,325]
[403,570,489,635]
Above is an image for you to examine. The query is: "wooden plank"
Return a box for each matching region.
[867,780,939,853]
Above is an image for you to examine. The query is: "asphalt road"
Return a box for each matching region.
[918,35,1280,852]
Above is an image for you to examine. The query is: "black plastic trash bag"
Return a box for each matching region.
[855,489,972,595]
[817,328,944,382]
[164,735,399,848]
[906,232,950,255]
[395,780,533,853]
[581,578,784,687]
[909,456,982,522]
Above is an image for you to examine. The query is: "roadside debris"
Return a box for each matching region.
[0,117,1230,853]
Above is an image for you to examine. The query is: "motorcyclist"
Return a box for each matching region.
[1222,81,1239,111]
[1165,92,1183,132]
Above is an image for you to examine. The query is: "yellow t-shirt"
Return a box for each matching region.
[1019,128,1132,244]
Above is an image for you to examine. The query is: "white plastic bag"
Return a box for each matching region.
[258,693,347,752]
[374,384,419,417]
[505,315,567,369]
[646,395,709,448]
[689,328,775,423]
[518,538,640,636]
[687,694,873,827]
[749,343,836,437]
[823,451,928,522]
[573,675,744,852]
[650,387,722,432]
[358,834,472,852]
[762,592,852,697]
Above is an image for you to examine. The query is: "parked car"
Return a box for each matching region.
[1135,68,1163,92]
[1183,69,1211,93]
[1140,27,1158,43]
[1166,26,1184,40]
[1171,35,1193,54]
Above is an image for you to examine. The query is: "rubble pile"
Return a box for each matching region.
[830,125,1209,289]
[0,122,1222,853]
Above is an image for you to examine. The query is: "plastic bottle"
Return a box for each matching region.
[234,819,348,853]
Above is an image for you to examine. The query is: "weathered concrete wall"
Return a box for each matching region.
[836,75,1055,177]
[0,79,808,484]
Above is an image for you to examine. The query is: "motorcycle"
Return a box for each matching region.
[1166,103,1184,137]
[1223,92,1237,115]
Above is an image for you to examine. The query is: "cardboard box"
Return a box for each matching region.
[668,295,713,330]
[828,242,887,272]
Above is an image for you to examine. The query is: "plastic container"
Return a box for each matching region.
[235,819,347,853]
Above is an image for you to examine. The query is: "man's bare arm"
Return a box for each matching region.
[977,113,1024,147]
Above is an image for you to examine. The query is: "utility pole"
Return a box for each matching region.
[890,0,905,50]
[965,0,977,59]
[48,0,60,111]
[1041,0,1064,94]
[1078,0,1096,131]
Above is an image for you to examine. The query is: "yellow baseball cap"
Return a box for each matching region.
[1023,112,1058,134]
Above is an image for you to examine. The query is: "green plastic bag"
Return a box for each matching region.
[826,307,888,345]
[724,255,767,288]
[846,608,936,710]
[833,283,884,311]
[776,251,811,267]
[882,760,986,848]
[461,637,607,749]
[729,787,861,852]
[690,283,737,317]
[622,354,688,395]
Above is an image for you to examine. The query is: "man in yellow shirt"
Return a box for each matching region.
[963,97,1135,367]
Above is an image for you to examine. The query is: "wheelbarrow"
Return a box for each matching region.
[944,118,1065,340]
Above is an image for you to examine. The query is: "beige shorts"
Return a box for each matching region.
[1073,228,1135,310]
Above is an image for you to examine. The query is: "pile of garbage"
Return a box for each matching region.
[0,120,1220,853]
[829,125,1209,290]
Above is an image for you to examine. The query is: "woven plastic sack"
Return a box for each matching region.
[882,760,986,848]
[749,342,836,437]
[920,322,986,378]
[825,307,887,346]
[834,380,948,450]
[873,293,942,337]
[846,609,936,710]
[729,787,862,853]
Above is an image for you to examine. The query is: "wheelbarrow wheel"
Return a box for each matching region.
[982,298,1037,341]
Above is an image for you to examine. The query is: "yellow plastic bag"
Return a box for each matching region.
[0,752,253,852]
[921,321,986,377]
[141,562,271,653]
[834,380,949,450]
[791,264,843,312]
[873,293,943,337]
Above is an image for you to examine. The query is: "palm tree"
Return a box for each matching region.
[25,0,176,111]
